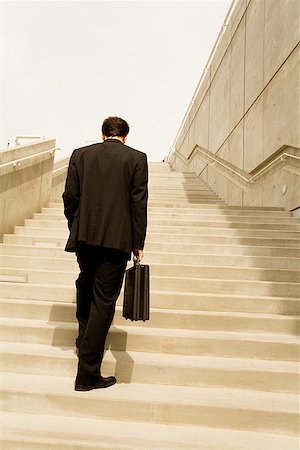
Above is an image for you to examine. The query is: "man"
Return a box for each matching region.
[63,117,148,391]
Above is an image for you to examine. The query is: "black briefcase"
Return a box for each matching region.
[123,260,150,321]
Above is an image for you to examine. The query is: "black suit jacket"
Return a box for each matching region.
[62,139,148,258]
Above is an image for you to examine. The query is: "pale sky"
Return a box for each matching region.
[0,0,231,161]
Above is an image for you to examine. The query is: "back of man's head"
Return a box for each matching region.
[102,117,130,138]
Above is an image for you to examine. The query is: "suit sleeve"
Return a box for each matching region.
[131,153,148,250]
[62,151,80,230]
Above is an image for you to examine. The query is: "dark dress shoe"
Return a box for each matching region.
[75,376,117,391]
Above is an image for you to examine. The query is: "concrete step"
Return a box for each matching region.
[1,260,299,283]
[46,202,286,212]
[43,205,290,217]
[1,242,299,258]
[148,207,292,216]
[0,317,298,360]
[1,251,299,270]
[25,217,300,231]
[0,267,300,297]
[146,233,300,246]
[148,221,300,232]
[1,372,298,434]
[1,299,298,335]
[8,230,300,247]
[148,163,173,172]
[148,185,218,192]
[148,192,221,198]
[0,342,298,393]
[33,211,299,224]
[0,283,299,315]
[149,213,300,224]
[50,201,287,211]
[15,225,300,242]
[1,412,298,450]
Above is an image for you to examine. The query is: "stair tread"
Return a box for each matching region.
[0,341,298,372]
[0,297,300,321]
[0,316,299,342]
[0,297,299,320]
[1,412,298,450]
[1,371,297,412]
[1,266,299,282]
[2,164,299,446]
[1,257,300,271]
[1,282,299,301]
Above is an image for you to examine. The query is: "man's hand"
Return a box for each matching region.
[133,249,144,262]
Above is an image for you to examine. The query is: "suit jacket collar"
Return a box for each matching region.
[104,138,123,144]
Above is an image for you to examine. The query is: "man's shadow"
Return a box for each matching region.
[104,324,134,384]
[49,303,134,383]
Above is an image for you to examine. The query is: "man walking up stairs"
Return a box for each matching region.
[0,162,299,449]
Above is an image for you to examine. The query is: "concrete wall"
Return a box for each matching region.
[51,156,69,202]
[0,140,57,238]
[169,0,300,210]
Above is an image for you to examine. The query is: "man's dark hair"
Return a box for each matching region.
[102,117,130,137]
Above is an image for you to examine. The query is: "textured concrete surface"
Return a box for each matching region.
[169,0,300,210]
[0,140,56,237]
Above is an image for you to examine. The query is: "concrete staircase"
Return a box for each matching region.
[0,162,299,449]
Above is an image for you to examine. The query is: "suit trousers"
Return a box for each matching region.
[75,244,127,385]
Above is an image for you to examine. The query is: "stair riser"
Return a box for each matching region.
[18,225,300,240]
[43,207,290,218]
[50,202,288,211]
[23,219,300,232]
[4,233,299,248]
[0,440,122,450]
[0,352,298,393]
[0,270,298,295]
[149,215,299,224]
[1,262,299,283]
[151,278,300,297]
[1,302,298,335]
[1,390,297,434]
[1,242,299,258]
[32,214,300,225]
[1,252,300,270]
[1,285,299,315]
[148,193,220,198]
[149,234,300,246]
[0,325,298,360]
[148,188,217,194]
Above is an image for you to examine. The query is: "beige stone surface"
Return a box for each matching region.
[229,0,247,40]
[244,0,264,111]
[170,0,300,210]
[0,142,56,237]
[191,92,210,156]
[209,48,231,152]
[0,139,55,165]
[226,119,244,170]
[210,24,232,80]
[263,46,300,158]
[243,183,264,207]
[264,0,300,85]
[229,17,245,131]
[262,168,300,211]
[179,134,190,159]
[193,67,211,113]
[244,95,264,172]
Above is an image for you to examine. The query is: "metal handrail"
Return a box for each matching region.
[52,164,69,175]
[14,136,45,146]
[0,147,60,169]
[173,145,300,184]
